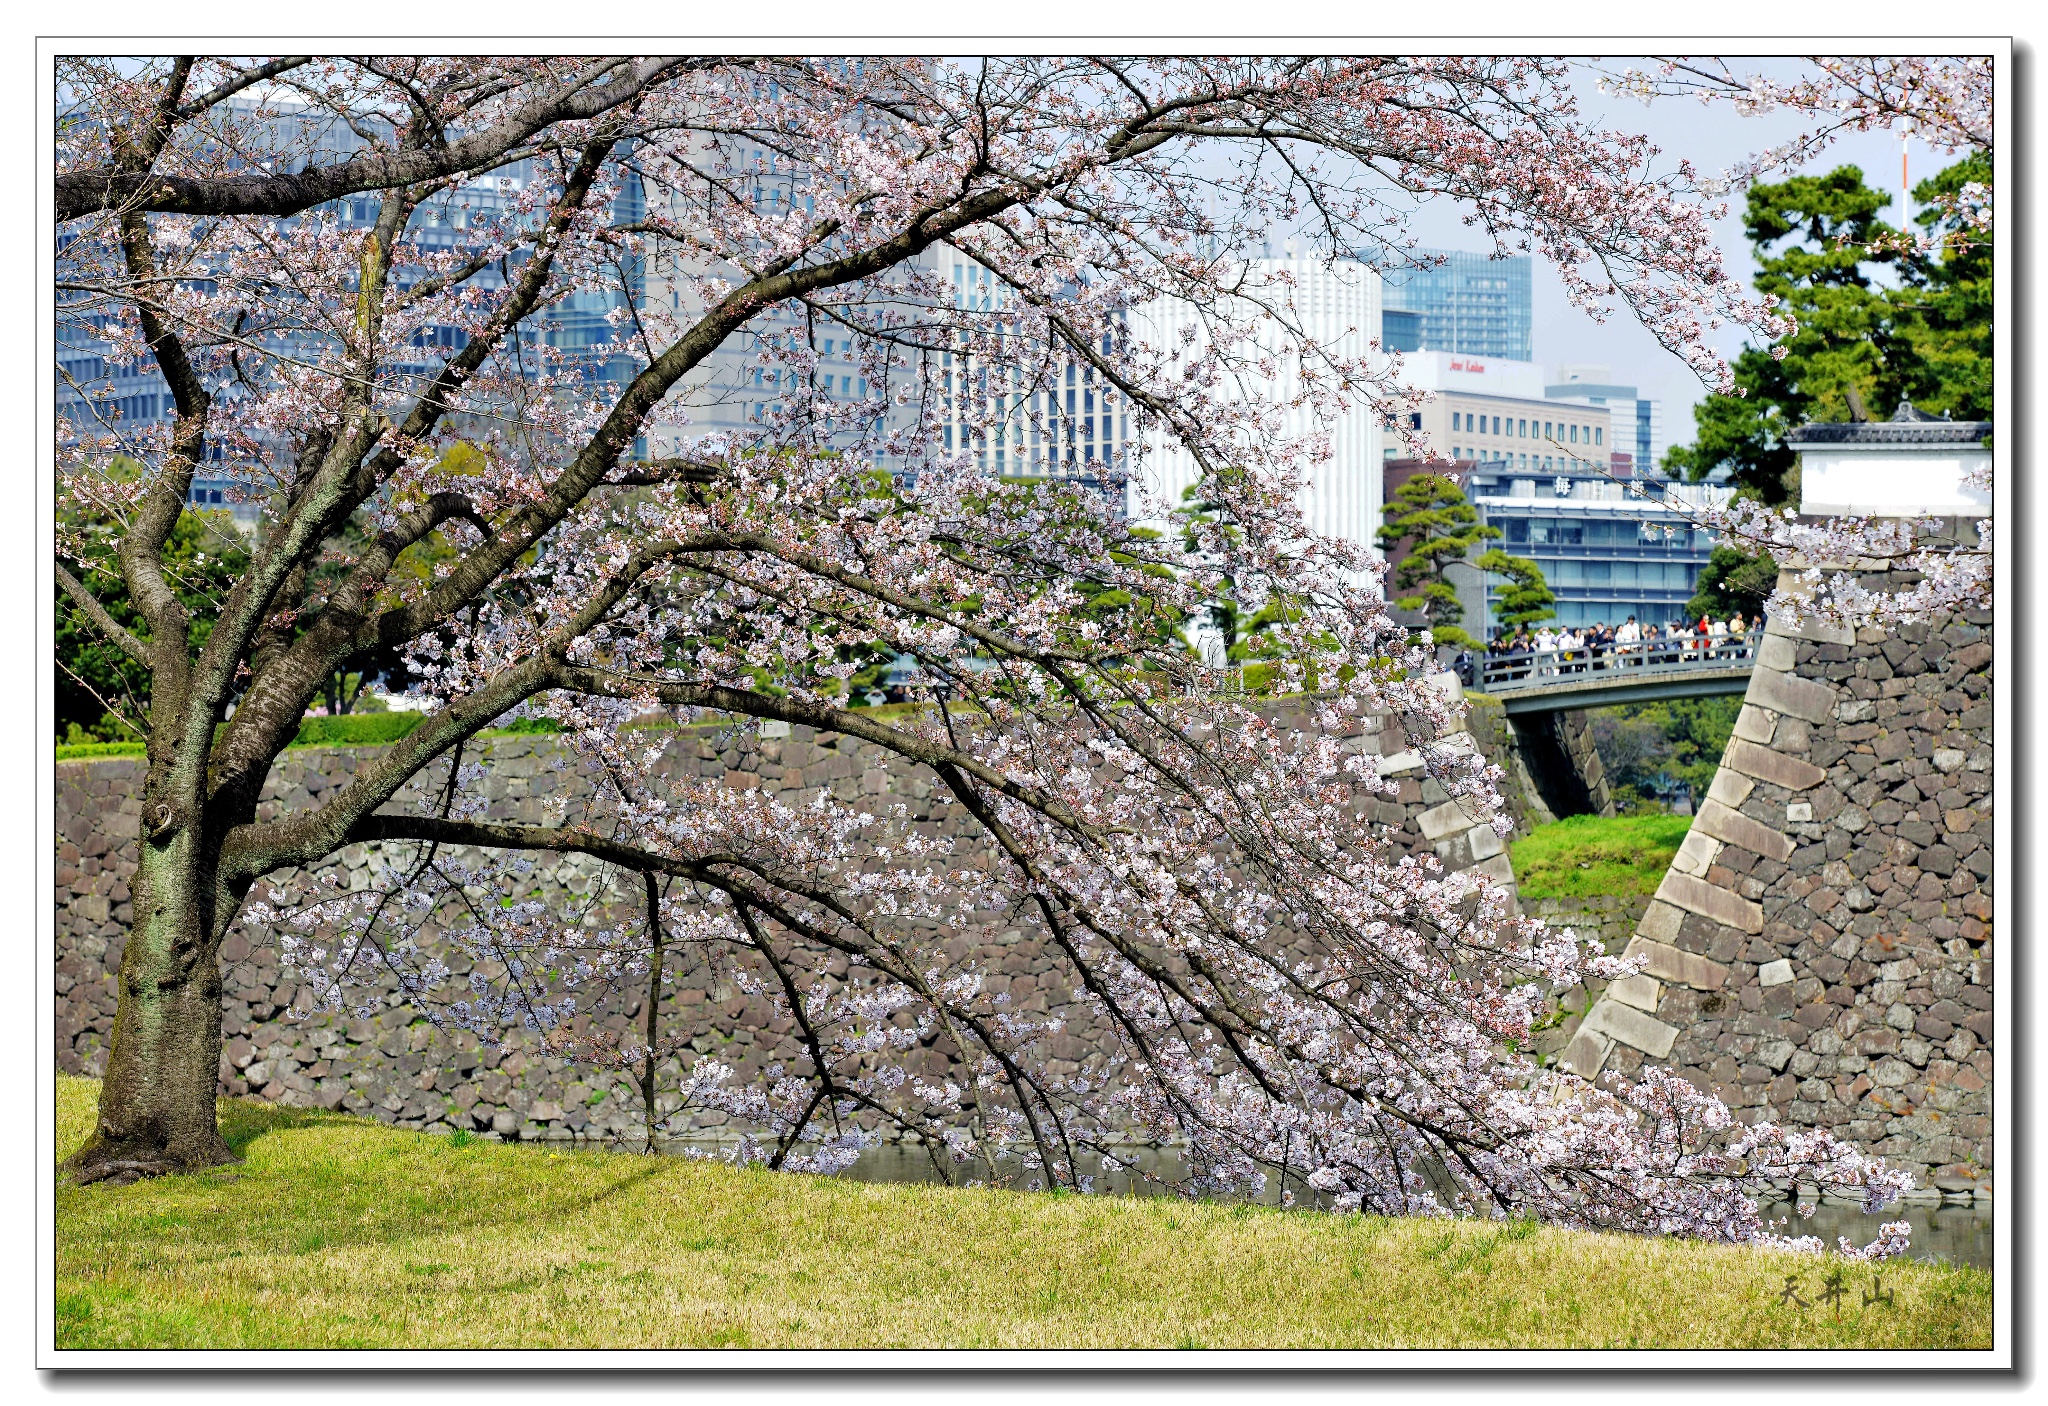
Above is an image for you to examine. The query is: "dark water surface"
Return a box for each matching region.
[1755,1198,1992,1270]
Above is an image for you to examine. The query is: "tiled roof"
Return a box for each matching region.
[1788,399,1992,446]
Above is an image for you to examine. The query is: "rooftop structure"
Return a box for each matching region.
[1545,364,1662,476]
[1789,400,1993,518]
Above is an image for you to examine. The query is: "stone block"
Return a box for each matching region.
[1747,667,1839,725]
[1757,633,1798,673]
[1376,750,1423,775]
[1707,771,1755,810]
[1786,802,1814,823]
[1558,1027,1613,1078]
[1416,799,1481,841]
[1764,610,1854,645]
[1724,738,1828,791]
[1465,823,1503,861]
[1638,901,1685,944]
[1581,998,1680,1059]
[1654,871,1766,934]
[1694,798,1796,863]
[1759,958,1794,987]
[1623,936,1732,991]
[1466,853,1515,885]
[1756,1038,1798,1073]
[1609,974,1663,1011]
[1672,830,1722,876]
[1733,705,1779,745]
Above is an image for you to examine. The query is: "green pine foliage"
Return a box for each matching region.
[1179,477,1318,692]
[1474,549,1555,631]
[1686,545,1779,622]
[1662,154,1992,507]
[1587,696,1743,812]
[57,470,250,742]
[1376,474,1499,650]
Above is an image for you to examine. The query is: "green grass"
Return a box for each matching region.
[1511,812,1695,899]
[52,740,152,761]
[54,712,572,762]
[53,1077,1989,1350]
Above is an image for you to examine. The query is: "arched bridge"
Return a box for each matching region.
[1467,629,1762,714]
[1459,630,1763,822]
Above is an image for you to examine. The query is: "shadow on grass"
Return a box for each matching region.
[60,1093,689,1267]
[216,1095,354,1157]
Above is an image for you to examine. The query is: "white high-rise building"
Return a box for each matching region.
[1131,254,1386,571]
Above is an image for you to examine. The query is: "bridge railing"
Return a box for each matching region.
[1467,628,1764,691]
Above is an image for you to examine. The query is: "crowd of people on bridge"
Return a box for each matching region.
[1462,613,1756,685]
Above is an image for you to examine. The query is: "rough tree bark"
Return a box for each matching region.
[69,838,240,1183]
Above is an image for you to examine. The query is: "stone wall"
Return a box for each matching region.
[1556,576,1993,1202]
[1524,894,1655,953]
[56,681,1523,1146]
[1506,708,1616,821]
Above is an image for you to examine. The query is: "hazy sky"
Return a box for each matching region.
[1397,59,1946,457]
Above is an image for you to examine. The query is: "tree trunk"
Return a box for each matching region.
[64,830,237,1184]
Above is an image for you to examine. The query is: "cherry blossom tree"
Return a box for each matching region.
[55,55,1914,1252]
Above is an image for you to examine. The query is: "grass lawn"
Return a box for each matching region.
[54,1076,1990,1350]
[1511,812,1696,900]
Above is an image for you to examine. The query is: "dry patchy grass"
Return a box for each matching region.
[54,1076,1990,1350]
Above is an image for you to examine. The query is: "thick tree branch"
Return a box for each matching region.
[56,57,694,221]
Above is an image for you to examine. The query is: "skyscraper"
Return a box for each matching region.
[56,97,649,519]
[1373,247,1532,362]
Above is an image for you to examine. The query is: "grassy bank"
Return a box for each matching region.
[1511,812,1695,899]
[53,1078,1988,1350]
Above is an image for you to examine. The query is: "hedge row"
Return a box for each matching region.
[54,710,451,762]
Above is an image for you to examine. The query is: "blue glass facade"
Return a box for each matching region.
[1382,308,1423,353]
[1375,248,1532,361]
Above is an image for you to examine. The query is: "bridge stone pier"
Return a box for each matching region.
[1505,709,1613,822]
[1558,406,1995,1203]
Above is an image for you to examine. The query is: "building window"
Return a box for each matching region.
[1529,518,1584,546]
[1595,427,1604,445]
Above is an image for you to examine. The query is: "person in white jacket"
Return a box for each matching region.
[1616,616,1641,668]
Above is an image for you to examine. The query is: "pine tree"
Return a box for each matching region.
[1663,155,1992,505]
[1375,474,1499,650]
[1474,549,1556,631]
